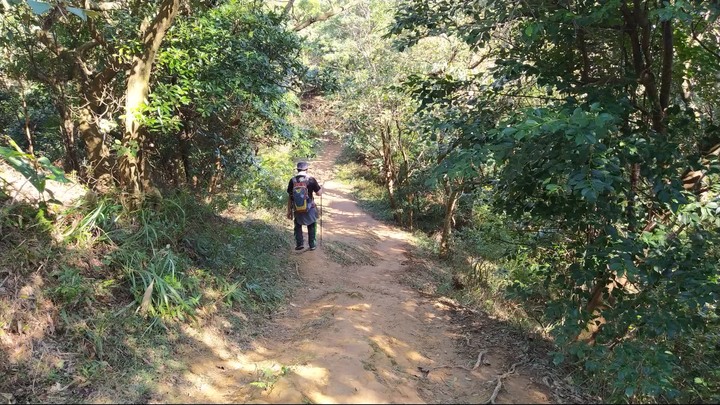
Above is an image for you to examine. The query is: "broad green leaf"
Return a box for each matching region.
[37,156,68,183]
[26,0,52,15]
[65,6,87,21]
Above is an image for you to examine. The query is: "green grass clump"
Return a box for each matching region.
[0,189,295,403]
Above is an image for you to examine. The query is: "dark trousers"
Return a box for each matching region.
[294,220,317,248]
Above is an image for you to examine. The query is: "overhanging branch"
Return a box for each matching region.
[83,1,123,11]
[292,2,358,31]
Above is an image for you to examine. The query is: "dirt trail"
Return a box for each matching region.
[147,141,556,404]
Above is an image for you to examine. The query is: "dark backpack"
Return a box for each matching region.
[291,175,311,213]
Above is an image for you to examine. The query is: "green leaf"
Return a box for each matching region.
[524,24,534,37]
[37,156,68,183]
[26,0,52,15]
[625,386,635,397]
[501,126,517,137]
[65,6,87,21]
[580,187,597,202]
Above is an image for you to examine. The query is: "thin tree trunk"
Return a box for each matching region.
[627,163,640,231]
[407,194,414,230]
[659,20,673,110]
[292,2,356,32]
[282,0,295,18]
[207,150,223,195]
[175,129,192,186]
[576,25,591,83]
[20,89,35,158]
[440,183,460,259]
[55,98,80,174]
[380,124,400,222]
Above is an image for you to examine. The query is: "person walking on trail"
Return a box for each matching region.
[287,161,323,251]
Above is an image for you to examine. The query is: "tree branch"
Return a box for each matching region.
[659,20,673,110]
[83,1,123,11]
[281,0,295,19]
[690,24,720,62]
[76,40,99,57]
[292,2,358,31]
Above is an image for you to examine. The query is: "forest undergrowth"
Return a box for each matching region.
[335,139,720,404]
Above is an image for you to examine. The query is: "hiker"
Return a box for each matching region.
[287,161,323,251]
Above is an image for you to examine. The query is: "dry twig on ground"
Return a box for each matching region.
[484,358,529,404]
[419,349,489,376]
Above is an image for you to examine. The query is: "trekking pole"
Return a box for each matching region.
[320,190,323,247]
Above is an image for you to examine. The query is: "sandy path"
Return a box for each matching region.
[147,141,553,404]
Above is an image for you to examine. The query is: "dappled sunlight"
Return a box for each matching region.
[369,335,401,358]
[139,140,553,404]
[347,303,371,312]
[292,364,329,383]
[405,350,427,362]
[146,271,462,403]
[353,323,372,333]
[308,389,391,404]
[181,324,235,361]
[423,312,441,321]
[402,300,419,313]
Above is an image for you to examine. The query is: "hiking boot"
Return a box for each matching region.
[295,245,304,250]
[309,245,317,251]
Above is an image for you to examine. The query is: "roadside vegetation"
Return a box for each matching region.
[314,1,720,403]
[0,145,304,402]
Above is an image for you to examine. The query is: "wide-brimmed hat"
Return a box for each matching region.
[296,161,309,170]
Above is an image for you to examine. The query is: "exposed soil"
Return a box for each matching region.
[134,141,581,404]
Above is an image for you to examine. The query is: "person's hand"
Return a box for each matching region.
[286,211,293,220]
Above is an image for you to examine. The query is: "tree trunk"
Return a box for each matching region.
[55,99,80,174]
[207,150,223,196]
[579,1,676,343]
[627,163,640,231]
[20,88,35,158]
[78,105,113,191]
[178,129,192,186]
[440,182,460,259]
[407,194,414,230]
[292,2,354,32]
[380,124,400,222]
[118,0,181,205]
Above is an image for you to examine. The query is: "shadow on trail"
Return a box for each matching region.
[134,142,558,404]
[134,245,558,404]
